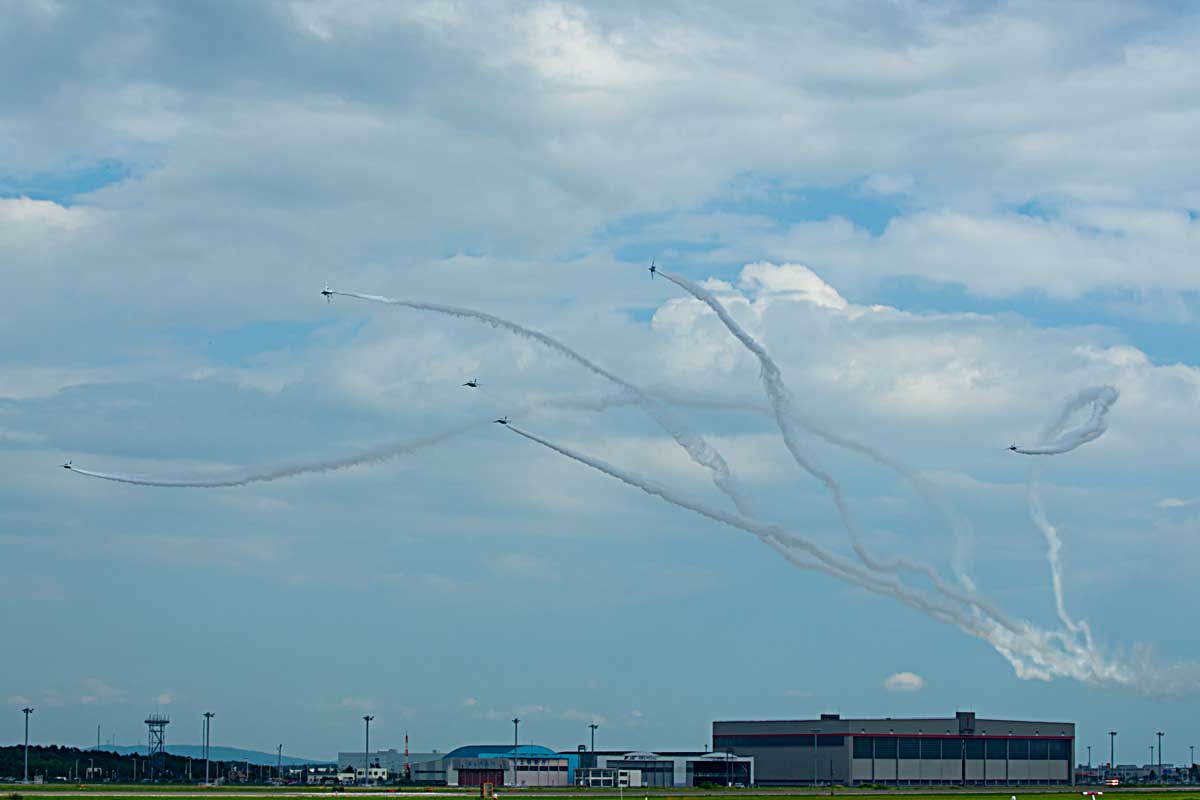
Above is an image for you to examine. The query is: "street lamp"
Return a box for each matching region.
[362,716,375,786]
[1109,731,1117,771]
[1158,732,1164,776]
[203,712,214,785]
[22,707,34,784]
[1088,745,1092,768]
[588,723,598,753]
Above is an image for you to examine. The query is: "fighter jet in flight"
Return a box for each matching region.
[648,259,657,279]
[463,378,480,388]
[321,284,334,302]
[62,460,73,470]
[494,416,509,425]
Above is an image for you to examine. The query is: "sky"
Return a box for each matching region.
[2,0,1199,766]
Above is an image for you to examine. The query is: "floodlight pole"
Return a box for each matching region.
[588,724,598,753]
[1158,732,1164,776]
[363,716,375,786]
[1109,731,1117,771]
[204,712,214,785]
[23,707,34,784]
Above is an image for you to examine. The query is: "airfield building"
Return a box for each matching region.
[574,750,754,787]
[713,711,1074,786]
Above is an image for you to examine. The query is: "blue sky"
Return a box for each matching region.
[2,0,1200,766]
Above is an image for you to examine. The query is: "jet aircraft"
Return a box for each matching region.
[62,460,72,469]
[463,378,480,388]
[494,416,509,425]
[321,284,333,302]
[648,259,657,279]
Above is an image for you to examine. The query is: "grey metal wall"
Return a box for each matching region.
[714,714,1074,786]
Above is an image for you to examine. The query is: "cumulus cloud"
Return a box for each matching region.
[3,0,1200,750]
[883,672,926,692]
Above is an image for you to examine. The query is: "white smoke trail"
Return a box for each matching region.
[505,422,1175,690]
[1019,386,1118,643]
[1011,386,1118,455]
[65,421,486,487]
[658,271,998,619]
[331,290,756,518]
[63,393,643,489]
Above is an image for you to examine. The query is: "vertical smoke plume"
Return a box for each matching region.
[1018,386,1118,644]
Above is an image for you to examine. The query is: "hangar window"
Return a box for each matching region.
[1048,740,1070,760]
[987,740,1007,759]
[818,735,844,748]
[921,739,941,759]
[1009,739,1029,760]
[874,738,897,758]
[853,737,873,759]
[964,739,985,759]
[899,738,921,759]
[1030,739,1049,760]
[943,739,963,759]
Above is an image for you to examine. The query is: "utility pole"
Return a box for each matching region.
[23,707,34,784]
[1109,731,1118,771]
[203,712,214,785]
[363,715,374,786]
[588,723,598,753]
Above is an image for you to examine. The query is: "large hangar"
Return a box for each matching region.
[713,711,1074,786]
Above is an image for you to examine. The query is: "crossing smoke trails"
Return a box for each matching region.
[68,284,1195,692]
[504,423,1173,691]
[1020,386,1118,644]
[330,291,756,518]
[657,271,989,607]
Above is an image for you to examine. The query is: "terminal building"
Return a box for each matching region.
[713,712,1074,786]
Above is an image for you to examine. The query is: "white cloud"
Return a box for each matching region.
[339,696,375,712]
[81,678,126,706]
[156,692,174,705]
[6,695,32,706]
[461,697,479,708]
[883,672,926,692]
[1159,497,1200,509]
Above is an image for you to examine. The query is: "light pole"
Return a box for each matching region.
[203,712,214,785]
[588,723,598,753]
[1088,745,1092,768]
[362,715,374,786]
[811,729,818,787]
[1157,732,1164,776]
[512,718,521,787]
[23,707,34,784]
[1109,731,1117,771]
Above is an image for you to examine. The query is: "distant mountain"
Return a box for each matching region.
[90,744,326,766]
